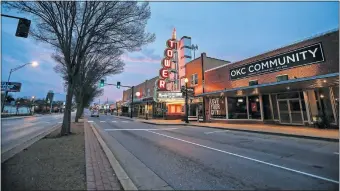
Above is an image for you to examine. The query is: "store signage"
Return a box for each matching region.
[158,92,182,99]
[229,43,325,80]
[210,97,226,119]
[157,38,177,90]
[1,82,22,92]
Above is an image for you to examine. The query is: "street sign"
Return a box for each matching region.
[1,82,22,92]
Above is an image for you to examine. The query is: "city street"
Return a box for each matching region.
[1,114,66,155]
[88,114,339,190]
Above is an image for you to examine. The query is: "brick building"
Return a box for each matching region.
[184,53,230,121]
[193,29,339,127]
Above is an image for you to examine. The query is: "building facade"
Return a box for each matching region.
[122,29,194,120]
[185,53,230,121]
[197,29,339,127]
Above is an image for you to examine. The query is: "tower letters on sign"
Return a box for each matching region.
[157,30,177,91]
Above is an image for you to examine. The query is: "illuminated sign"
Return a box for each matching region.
[157,38,177,90]
[229,43,325,80]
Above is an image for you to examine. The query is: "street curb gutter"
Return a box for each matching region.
[1,124,61,163]
[139,121,339,142]
[91,122,173,190]
[90,123,138,191]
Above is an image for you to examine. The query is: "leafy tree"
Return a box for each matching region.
[5,1,155,135]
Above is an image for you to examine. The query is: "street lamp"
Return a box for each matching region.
[184,78,189,123]
[136,92,141,97]
[1,61,39,112]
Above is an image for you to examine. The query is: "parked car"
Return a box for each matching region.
[91,110,99,117]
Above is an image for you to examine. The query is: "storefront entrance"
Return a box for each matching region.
[277,93,304,125]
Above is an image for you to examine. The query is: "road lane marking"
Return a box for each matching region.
[45,122,50,123]
[121,121,129,123]
[334,152,339,155]
[112,121,117,123]
[88,121,94,123]
[100,121,106,123]
[204,130,230,134]
[147,130,339,184]
[58,122,62,124]
[105,128,178,131]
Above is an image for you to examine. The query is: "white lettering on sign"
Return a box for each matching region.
[159,68,169,78]
[157,79,166,90]
[166,39,176,49]
[162,58,172,68]
[210,98,220,115]
[165,49,173,58]
[229,43,324,80]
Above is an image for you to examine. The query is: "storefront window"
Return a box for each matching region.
[248,96,261,119]
[315,88,335,123]
[228,97,247,119]
[189,104,198,116]
[210,96,226,119]
[271,94,279,120]
[300,92,308,122]
[262,95,272,120]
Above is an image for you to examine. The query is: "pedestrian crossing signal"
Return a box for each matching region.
[100,79,105,88]
[117,81,121,89]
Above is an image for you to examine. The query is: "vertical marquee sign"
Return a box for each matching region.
[157,38,177,91]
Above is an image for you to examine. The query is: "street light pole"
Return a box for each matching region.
[130,86,134,118]
[1,62,38,112]
[185,78,189,123]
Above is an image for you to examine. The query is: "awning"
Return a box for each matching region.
[198,73,339,97]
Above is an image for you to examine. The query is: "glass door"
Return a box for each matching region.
[289,99,304,124]
[278,100,290,124]
[278,99,304,125]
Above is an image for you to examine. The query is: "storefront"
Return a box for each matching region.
[188,97,204,121]
[156,91,185,120]
[200,29,339,128]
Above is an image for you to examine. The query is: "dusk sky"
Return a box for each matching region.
[1,2,338,103]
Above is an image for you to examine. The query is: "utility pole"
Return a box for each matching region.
[130,86,134,118]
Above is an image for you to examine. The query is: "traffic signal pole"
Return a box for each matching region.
[103,82,134,118]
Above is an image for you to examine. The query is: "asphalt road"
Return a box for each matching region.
[1,113,67,153]
[88,113,339,190]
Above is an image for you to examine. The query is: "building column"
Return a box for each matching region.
[246,96,250,119]
[329,87,338,125]
[225,96,229,119]
[259,94,264,121]
[307,90,318,123]
[303,91,312,125]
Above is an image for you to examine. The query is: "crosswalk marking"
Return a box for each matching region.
[100,121,106,123]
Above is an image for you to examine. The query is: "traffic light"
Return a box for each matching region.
[15,18,31,38]
[100,79,105,88]
[117,81,121,89]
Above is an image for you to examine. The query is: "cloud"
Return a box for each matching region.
[121,47,162,64]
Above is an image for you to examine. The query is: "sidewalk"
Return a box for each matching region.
[85,121,122,190]
[113,115,339,141]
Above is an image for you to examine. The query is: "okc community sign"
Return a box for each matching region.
[157,38,177,90]
[229,43,325,80]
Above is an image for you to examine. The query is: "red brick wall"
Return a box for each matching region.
[122,76,158,102]
[204,30,339,93]
[185,58,203,95]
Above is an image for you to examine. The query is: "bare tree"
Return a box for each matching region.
[56,51,124,122]
[5,1,155,135]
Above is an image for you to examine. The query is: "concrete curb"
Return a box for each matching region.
[91,122,173,190]
[112,116,135,121]
[137,121,338,142]
[1,124,61,163]
[189,124,339,142]
[90,123,138,191]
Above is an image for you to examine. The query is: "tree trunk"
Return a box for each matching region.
[75,101,83,122]
[60,83,74,136]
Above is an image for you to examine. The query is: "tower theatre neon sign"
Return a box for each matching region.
[157,38,177,90]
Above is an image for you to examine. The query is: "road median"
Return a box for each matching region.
[2,122,86,190]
